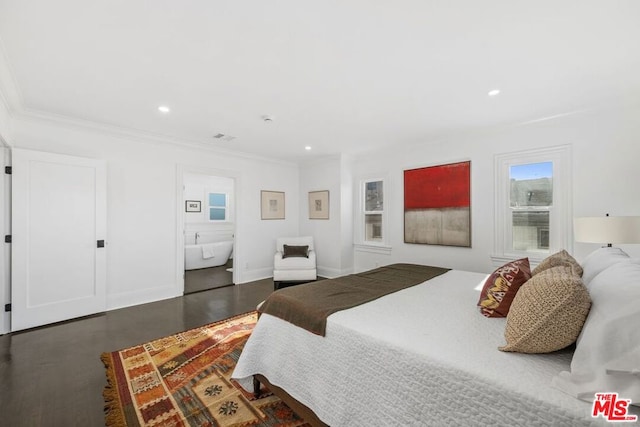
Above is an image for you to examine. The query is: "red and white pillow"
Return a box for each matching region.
[477,257,531,318]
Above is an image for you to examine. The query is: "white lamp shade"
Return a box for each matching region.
[574,216,640,244]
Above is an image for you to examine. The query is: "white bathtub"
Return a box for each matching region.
[184,240,233,270]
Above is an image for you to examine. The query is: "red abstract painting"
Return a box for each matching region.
[404,161,471,246]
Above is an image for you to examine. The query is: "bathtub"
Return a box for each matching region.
[184,240,233,270]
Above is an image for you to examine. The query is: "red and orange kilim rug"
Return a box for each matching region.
[101,311,308,427]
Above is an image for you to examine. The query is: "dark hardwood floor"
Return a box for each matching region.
[184,259,234,295]
[0,278,274,427]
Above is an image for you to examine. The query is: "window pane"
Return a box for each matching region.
[209,208,226,221]
[512,211,549,251]
[365,181,383,211]
[510,162,552,207]
[209,193,226,207]
[365,214,382,241]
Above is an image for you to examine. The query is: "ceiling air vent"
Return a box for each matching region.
[213,133,236,142]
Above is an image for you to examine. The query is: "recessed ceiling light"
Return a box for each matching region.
[488,89,501,97]
[158,105,170,113]
[305,146,312,151]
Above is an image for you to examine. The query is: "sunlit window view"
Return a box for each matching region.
[510,162,552,251]
[208,192,227,221]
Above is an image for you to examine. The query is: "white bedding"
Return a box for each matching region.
[232,270,613,426]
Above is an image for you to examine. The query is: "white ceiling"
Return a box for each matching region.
[0,1,639,162]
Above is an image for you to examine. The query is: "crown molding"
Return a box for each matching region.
[0,38,20,147]
[0,36,297,166]
[0,37,23,118]
[11,107,297,167]
[298,153,344,167]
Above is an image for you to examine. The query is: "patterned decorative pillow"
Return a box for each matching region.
[532,249,583,277]
[499,265,591,354]
[478,258,531,318]
[282,244,309,258]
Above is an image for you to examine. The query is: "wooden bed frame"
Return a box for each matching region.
[253,374,328,427]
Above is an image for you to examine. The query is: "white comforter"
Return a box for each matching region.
[232,270,608,426]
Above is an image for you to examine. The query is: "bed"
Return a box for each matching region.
[232,252,640,426]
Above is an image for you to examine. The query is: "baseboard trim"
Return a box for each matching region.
[107,285,180,311]
[236,267,273,284]
[317,266,352,279]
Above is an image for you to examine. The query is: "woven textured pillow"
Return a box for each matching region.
[499,266,591,354]
[477,258,531,318]
[532,249,583,277]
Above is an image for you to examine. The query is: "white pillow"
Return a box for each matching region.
[552,259,640,406]
[580,247,630,288]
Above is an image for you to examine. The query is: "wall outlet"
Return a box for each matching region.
[245,262,249,269]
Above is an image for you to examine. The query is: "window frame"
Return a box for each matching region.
[493,145,572,266]
[355,177,390,251]
[207,192,228,222]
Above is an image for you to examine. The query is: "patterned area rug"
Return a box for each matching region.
[101,311,308,426]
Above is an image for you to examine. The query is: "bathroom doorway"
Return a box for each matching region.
[179,169,237,295]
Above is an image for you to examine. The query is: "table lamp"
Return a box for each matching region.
[574,214,640,247]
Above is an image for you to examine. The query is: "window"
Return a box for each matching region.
[355,176,390,253]
[510,161,552,252]
[361,179,386,244]
[493,146,571,265]
[208,192,227,221]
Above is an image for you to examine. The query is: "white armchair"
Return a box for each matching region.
[273,236,317,290]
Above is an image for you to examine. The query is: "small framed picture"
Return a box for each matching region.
[261,190,285,220]
[185,200,201,212]
[309,190,329,219]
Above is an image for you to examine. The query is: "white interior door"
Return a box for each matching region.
[11,148,106,331]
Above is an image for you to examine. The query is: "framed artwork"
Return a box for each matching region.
[308,190,330,219]
[261,190,285,220]
[404,161,471,247]
[185,200,201,212]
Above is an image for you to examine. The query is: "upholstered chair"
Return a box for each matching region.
[273,236,317,290]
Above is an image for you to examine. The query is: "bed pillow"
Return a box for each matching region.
[477,258,531,318]
[580,247,630,288]
[552,259,640,405]
[532,249,583,277]
[499,265,591,354]
[282,244,309,258]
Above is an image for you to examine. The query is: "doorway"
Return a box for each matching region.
[178,168,238,295]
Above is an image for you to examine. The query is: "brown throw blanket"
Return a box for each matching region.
[259,263,450,336]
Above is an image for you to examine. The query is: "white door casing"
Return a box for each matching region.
[176,164,240,288]
[11,148,106,331]
[0,147,8,335]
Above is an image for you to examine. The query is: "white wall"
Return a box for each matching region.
[8,115,299,312]
[350,107,640,274]
[299,155,353,278]
[2,101,639,331]
[339,155,354,273]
